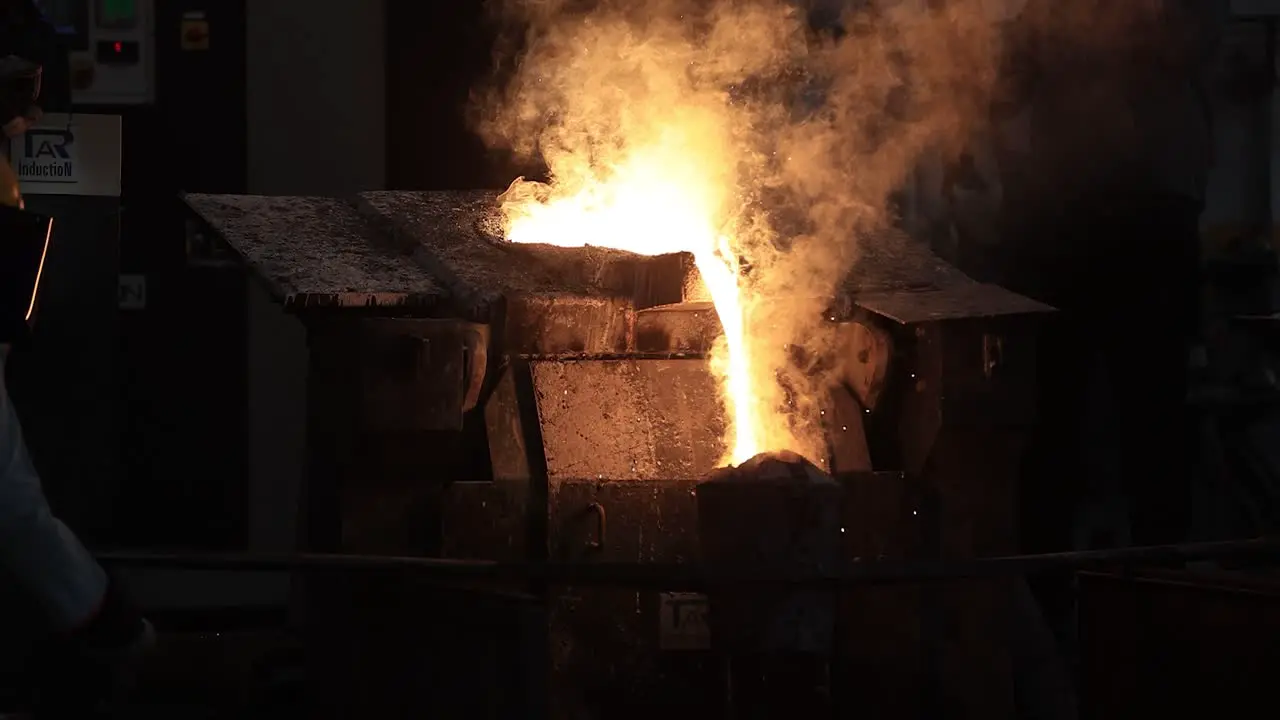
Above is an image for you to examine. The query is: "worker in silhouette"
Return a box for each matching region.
[0,0,154,712]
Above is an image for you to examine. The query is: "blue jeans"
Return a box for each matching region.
[0,349,107,631]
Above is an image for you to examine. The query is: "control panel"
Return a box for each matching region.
[37,0,154,106]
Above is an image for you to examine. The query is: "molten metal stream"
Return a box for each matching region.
[692,241,759,465]
[504,177,762,466]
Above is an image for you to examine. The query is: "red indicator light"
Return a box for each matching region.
[113,41,122,53]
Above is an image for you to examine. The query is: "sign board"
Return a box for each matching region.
[658,592,710,651]
[6,114,122,197]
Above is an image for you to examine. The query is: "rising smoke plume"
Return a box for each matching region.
[470,0,1004,461]
[469,0,1170,463]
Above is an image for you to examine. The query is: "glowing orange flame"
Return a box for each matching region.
[503,148,763,465]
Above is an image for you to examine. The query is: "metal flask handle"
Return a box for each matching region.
[982,333,1004,380]
[584,502,607,552]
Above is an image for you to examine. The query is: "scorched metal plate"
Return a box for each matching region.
[529,358,727,483]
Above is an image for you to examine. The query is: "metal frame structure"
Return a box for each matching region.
[100,536,1280,586]
[93,537,1280,719]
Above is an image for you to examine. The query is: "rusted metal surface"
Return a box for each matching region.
[547,479,716,720]
[462,355,723,562]
[354,191,700,313]
[886,314,1038,720]
[183,190,1053,327]
[531,359,727,482]
[300,317,490,560]
[355,191,706,351]
[451,354,727,719]
[635,302,722,354]
[697,457,843,654]
[465,357,726,719]
[181,193,443,312]
[178,186,1056,720]
[830,228,1056,327]
[306,318,486,434]
[441,482,530,562]
[852,283,1055,324]
[448,302,1039,719]
[833,471,927,720]
[833,320,893,411]
[826,385,873,472]
[353,191,703,354]
[505,294,634,355]
[484,364,537,485]
[829,471,921,717]
[843,228,972,294]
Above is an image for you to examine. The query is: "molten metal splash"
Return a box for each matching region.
[502,148,763,465]
[483,0,1016,471]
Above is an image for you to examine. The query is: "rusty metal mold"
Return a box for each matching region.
[353,191,711,354]
[354,190,701,313]
[828,228,1056,325]
[463,356,731,718]
[852,283,1055,325]
[530,359,726,483]
[635,302,722,354]
[697,454,843,654]
[505,294,635,355]
[547,479,717,720]
[841,227,972,295]
[181,193,443,313]
[306,317,487,433]
[184,186,1067,720]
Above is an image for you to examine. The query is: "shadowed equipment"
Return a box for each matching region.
[183,187,1052,720]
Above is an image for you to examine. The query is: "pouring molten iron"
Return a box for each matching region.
[501,151,772,468]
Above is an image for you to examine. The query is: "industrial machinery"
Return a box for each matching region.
[0,0,138,542]
[36,0,155,106]
[4,0,251,550]
[183,189,1052,720]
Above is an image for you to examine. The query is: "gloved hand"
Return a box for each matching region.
[3,104,40,138]
[29,573,156,718]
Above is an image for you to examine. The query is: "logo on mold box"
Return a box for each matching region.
[659,592,710,650]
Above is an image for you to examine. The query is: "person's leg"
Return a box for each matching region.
[0,349,108,631]
[0,351,157,714]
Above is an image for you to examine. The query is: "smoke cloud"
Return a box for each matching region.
[469,0,1173,461]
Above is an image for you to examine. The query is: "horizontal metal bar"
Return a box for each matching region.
[97,538,1280,589]
[519,352,708,361]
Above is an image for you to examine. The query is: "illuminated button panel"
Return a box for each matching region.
[67,0,153,105]
[96,0,139,29]
[95,39,139,65]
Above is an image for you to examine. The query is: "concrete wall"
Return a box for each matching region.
[1203,19,1273,236]
[246,2,387,196]
[243,0,386,553]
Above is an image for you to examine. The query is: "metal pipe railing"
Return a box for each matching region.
[96,536,1280,589]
